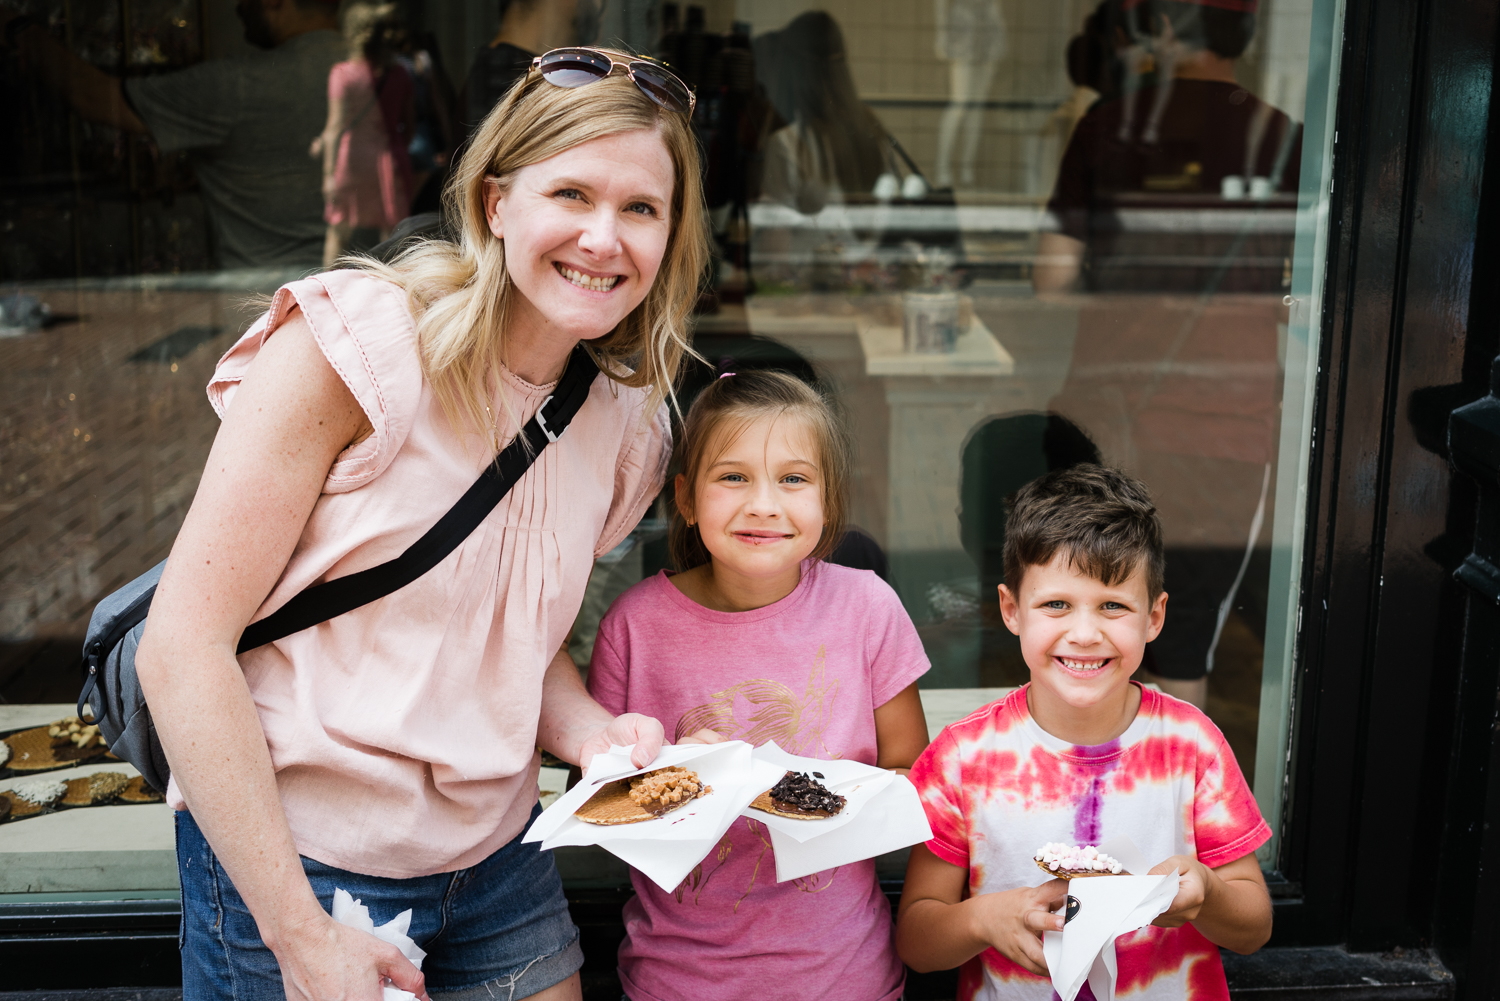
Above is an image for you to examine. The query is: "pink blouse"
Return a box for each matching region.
[164,269,670,878]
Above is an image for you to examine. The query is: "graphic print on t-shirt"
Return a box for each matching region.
[673,644,841,758]
[586,565,930,1001]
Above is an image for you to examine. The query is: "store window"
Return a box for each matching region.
[0,0,1339,896]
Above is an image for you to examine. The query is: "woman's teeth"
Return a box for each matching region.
[558,265,620,292]
[1059,657,1108,671]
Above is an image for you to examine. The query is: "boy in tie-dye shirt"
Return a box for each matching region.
[896,465,1272,1000]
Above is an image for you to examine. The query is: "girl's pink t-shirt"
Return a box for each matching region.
[166,270,669,879]
[588,562,930,1001]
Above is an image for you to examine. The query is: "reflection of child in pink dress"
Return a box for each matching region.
[313,3,414,265]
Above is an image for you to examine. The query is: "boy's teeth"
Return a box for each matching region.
[560,265,619,291]
[1061,657,1105,671]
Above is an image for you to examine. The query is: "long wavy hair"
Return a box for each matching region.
[357,51,710,441]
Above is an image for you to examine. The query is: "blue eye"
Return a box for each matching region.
[627,202,658,216]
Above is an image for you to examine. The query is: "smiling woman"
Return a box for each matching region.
[128,48,709,1001]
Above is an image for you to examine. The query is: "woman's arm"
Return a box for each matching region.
[874,681,929,773]
[536,643,665,769]
[133,313,415,1001]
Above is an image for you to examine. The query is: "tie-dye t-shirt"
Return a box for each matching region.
[588,561,929,1001]
[908,684,1269,1001]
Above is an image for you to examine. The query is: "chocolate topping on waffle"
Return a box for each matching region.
[768,770,845,817]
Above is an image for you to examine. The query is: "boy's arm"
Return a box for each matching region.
[875,682,929,773]
[1149,852,1272,954]
[896,844,1068,976]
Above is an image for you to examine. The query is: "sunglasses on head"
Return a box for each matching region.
[530,47,696,116]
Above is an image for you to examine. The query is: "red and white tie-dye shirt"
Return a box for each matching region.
[908,683,1270,1001]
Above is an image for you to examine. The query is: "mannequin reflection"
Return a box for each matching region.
[933,0,1005,190]
[1033,10,1259,295]
[1032,0,1300,709]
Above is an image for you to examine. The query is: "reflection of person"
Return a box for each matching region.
[1035,0,1299,707]
[133,52,709,1001]
[312,3,415,265]
[589,370,929,1001]
[897,465,1273,995]
[1,0,342,269]
[1035,0,1301,294]
[459,0,583,142]
[933,0,1006,189]
[753,11,888,215]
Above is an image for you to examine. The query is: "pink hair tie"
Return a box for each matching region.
[718,372,736,379]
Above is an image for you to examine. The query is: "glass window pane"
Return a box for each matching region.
[1,0,1343,896]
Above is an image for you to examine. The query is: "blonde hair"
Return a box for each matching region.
[355,52,710,441]
[341,2,396,62]
[670,370,852,571]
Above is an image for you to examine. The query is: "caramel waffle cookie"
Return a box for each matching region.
[118,775,165,804]
[575,766,708,825]
[749,770,845,820]
[3,777,68,819]
[1033,857,1122,880]
[2,724,107,774]
[60,771,132,807]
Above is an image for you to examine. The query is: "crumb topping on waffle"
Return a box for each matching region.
[628,767,709,815]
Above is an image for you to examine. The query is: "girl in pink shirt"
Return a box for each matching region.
[588,371,932,1001]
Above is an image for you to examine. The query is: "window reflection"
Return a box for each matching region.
[0,0,1331,883]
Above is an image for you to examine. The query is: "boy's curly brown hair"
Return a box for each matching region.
[1003,464,1165,599]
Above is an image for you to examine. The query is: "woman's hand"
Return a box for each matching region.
[576,712,666,770]
[536,644,666,769]
[273,911,429,1001]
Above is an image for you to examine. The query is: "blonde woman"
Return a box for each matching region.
[136,49,707,1001]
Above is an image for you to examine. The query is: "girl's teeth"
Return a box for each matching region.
[560,266,619,291]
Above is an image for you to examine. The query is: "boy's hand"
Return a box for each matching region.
[970,880,1069,975]
[1148,855,1208,927]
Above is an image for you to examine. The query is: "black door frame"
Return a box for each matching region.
[1266,0,1499,988]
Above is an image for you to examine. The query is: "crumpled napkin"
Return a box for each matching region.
[332,888,427,1001]
[1039,837,1180,1001]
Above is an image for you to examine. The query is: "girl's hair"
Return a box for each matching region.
[670,370,852,571]
[342,2,399,64]
[355,50,710,440]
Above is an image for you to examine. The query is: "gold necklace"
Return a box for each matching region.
[483,403,501,454]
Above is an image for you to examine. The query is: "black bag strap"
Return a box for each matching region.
[235,346,599,654]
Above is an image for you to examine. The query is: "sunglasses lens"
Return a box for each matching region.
[537,50,612,88]
[630,63,693,113]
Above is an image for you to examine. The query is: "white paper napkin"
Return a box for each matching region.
[523,741,767,892]
[731,743,932,881]
[765,774,934,881]
[1041,860,1180,1001]
[331,888,427,1001]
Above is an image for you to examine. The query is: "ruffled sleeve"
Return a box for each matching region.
[207,269,424,493]
[594,396,671,557]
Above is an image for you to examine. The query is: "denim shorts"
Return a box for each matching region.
[176,805,583,1001]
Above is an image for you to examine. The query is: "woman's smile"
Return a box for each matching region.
[554,261,622,292]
